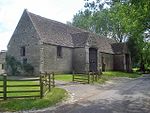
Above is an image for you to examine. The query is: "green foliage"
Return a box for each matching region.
[6,56,22,76]
[72,2,128,42]
[6,56,34,76]
[72,10,93,30]
[72,0,150,72]
[0,88,67,112]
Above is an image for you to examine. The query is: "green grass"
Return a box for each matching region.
[55,71,142,84]
[55,74,72,81]
[0,80,40,97]
[55,74,89,82]
[132,67,140,72]
[103,71,142,78]
[0,88,67,112]
[97,76,109,84]
[96,71,142,84]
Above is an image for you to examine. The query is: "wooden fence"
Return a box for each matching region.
[40,72,55,98]
[72,71,101,84]
[0,72,55,100]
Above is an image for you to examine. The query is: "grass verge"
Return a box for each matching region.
[55,71,142,84]
[0,80,40,97]
[97,71,142,84]
[0,88,67,112]
[102,71,142,78]
[55,74,72,82]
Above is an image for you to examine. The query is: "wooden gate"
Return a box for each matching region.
[72,71,101,84]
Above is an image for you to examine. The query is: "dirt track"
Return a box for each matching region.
[31,74,150,113]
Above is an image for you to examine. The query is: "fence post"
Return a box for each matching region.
[40,74,43,99]
[72,71,75,82]
[52,72,55,87]
[88,72,90,84]
[96,72,98,82]
[48,73,51,91]
[3,74,7,100]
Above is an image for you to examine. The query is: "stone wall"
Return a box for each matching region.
[7,10,41,75]
[73,48,86,73]
[0,64,4,74]
[0,51,6,74]
[42,44,73,73]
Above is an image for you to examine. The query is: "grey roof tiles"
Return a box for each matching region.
[26,10,125,54]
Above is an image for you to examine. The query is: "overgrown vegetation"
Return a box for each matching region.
[72,0,150,73]
[6,56,34,76]
[0,88,67,112]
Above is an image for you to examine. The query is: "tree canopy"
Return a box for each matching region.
[72,0,150,72]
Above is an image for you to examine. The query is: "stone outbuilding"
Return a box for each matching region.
[0,50,6,74]
[7,9,132,75]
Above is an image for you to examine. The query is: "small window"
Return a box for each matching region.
[57,46,62,58]
[2,64,4,69]
[20,46,25,56]
[23,58,27,64]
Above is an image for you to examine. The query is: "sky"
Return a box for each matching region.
[0,0,85,51]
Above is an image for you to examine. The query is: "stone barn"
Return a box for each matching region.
[7,9,132,75]
[0,50,6,74]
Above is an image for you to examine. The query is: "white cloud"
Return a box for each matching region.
[0,0,85,51]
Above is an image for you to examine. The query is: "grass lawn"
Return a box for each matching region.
[102,71,142,78]
[0,76,68,112]
[96,71,142,84]
[0,88,67,112]
[55,74,89,82]
[55,71,142,84]
[0,79,40,97]
[55,74,72,81]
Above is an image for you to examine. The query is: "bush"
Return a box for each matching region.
[6,56,34,76]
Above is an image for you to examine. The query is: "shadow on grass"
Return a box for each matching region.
[0,88,68,112]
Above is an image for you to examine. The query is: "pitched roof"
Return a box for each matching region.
[27,10,86,47]
[88,33,116,54]
[25,10,126,54]
[112,43,128,54]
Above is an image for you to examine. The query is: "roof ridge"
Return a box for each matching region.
[27,11,88,33]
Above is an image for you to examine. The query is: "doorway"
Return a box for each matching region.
[125,54,130,72]
[89,48,97,72]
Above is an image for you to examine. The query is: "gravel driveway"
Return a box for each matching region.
[31,74,150,113]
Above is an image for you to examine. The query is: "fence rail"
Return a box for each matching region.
[0,72,55,100]
[40,72,55,98]
[72,72,90,84]
[72,71,101,84]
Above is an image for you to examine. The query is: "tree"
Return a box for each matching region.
[72,0,150,72]
[125,0,150,71]
[72,10,92,31]
[73,2,128,42]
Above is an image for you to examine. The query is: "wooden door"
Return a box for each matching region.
[126,54,130,72]
[89,48,97,72]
